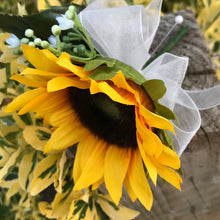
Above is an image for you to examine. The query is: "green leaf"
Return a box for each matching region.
[0,115,15,126]
[36,129,51,140]
[38,161,57,179]
[0,5,84,39]
[142,79,166,101]
[84,57,116,71]
[89,65,118,81]
[0,204,11,219]
[73,200,86,215]
[154,102,177,120]
[18,113,33,125]
[95,202,110,220]
[89,57,146,85]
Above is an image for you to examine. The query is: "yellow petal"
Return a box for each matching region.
[23,126,52,151]
[47,76,90,92]
[73,134,97,183]
[139,105,174,133]
[10,74,47,87]
[30,153,59,196]
[156,145,180,169]
[136,112,157,156]
[90,80,134,105]
[21,45,65,72]
[56,52,89,78]
[124,175,137,202]
[18,89,69,115]
[104,146,131,205]
[73,140,107,190]
[21,67,70,77]
[128,149,153,211]
[151,158,182,190]
[44,121,88,153]
[111,71,139,99]
[4,87,46,113]
[137,135,157,185]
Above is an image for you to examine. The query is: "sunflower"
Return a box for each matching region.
[5,44,182,211]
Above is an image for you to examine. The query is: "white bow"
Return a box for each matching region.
[79,0,220,155]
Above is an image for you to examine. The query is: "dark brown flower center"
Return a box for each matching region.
[69,87,137,148]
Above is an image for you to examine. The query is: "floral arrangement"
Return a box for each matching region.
[0,0,219,219]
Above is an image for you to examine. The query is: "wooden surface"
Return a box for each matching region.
[120,10,220,220]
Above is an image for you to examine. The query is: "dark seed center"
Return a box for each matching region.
[69,87,137,148]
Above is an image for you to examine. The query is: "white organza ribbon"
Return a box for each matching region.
[79,0,220,155]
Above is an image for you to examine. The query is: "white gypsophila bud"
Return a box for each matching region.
[20,38,29,44]
[25,29,34,38]
[175,15,183,24]
[41,40,49,49]
[68,5,76,13]
[65,10,74,20]
[48,35,57,48]
[34,38,42,46]
[28,42,36,47]
[51,25,61,36]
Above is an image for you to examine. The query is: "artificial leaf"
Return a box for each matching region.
[89,57,146,85]
[84,57,116,71]
[154,102,177,120]
[142,79,166,101]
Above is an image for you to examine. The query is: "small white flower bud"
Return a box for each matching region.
[65,10,74,20]
[28,42,36,47]
[51,25,61,36]
[21,38,29,44]
[68,5,76,13]
[34,38,42,46]
[175,15,183,24]
[25,29,34,38]
[41,41,50,49]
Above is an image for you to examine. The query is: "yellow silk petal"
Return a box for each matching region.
[18,89,69,115]
[4,87,46,113]
[21,67,70,77]
[10,74,47,87]
[151,158,182,190]
[124,175,137,202]
[111,71,139,99]
[136,112,157,156]
[137,136,157,185]
[47,76,90,92]
[21,45,65,72]
[156,145,180,169]
[92,178,104,190]
[140,105,174,133]
[90,80,134,105]
[104,146,131,205]
[30,153,59,196]
[73,140,107,190]
[44,121,88,153]
[56,52,89,78]
[73,134,97,183]
[128,150,153,211]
